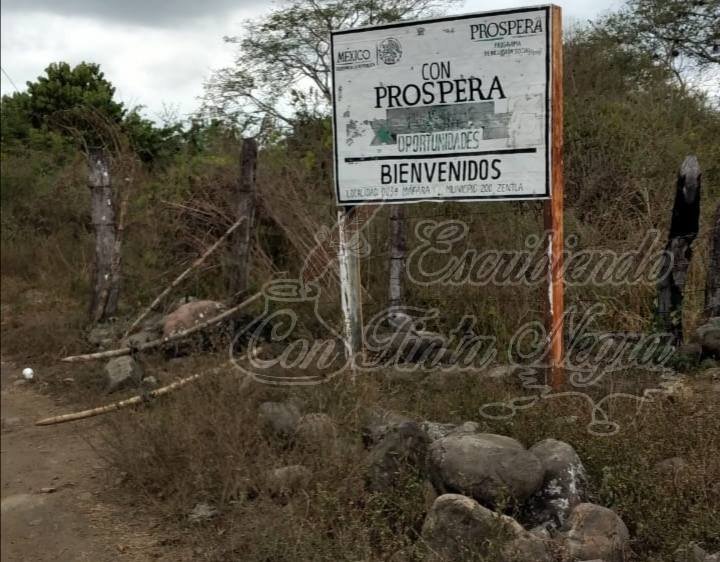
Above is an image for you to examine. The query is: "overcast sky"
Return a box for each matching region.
[1,0,623,121]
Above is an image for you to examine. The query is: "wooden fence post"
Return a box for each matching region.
[232,138,258,301]
[88,148,119,323]
[705,202,719,318]
[656,155,701,343]
[388,204,406,309]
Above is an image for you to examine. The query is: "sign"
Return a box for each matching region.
[331,5,557,205]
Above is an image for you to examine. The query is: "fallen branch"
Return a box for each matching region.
[35,367,225,426]
[123,217,246,338]
[62,291,262,363]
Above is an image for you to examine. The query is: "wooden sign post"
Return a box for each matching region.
[545,5,565,388]
[332,5,565,387]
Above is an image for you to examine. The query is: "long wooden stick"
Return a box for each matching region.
[35,368,221,426]
[123,217,246,338]
[61,292,262,363]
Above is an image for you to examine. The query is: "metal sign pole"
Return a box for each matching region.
[338,205,363,362]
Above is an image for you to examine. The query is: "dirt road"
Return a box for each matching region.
[1,358,176,562]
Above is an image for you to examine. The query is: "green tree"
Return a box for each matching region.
[1,61,125,145]
[25,62,126,126]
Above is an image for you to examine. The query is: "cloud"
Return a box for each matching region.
[1,0,272,27]
[0,10,248,118]
[1,0,626,121]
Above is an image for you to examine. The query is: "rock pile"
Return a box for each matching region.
[362,410,633,561]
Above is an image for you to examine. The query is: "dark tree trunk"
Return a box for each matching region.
[388,204,406,309]
[88,148,120,323]
[231,138,257,301]
[706,202,720,318]
[657,155,701,344]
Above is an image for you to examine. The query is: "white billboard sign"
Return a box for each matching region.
[331,5,556,205]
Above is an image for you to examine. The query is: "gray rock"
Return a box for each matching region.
[526,439,587,528]
[361,408,412,447]
[124,330,156,348]
[104,356,143,394]
[655,456,689,477]
[1,417,23,431]
[257,401,301,440]
[295,413,337,451]
[421,421,481,443]
[188,502,218,522]
[366,421,429,493]
[697,317,720,357]
[421,494,553,562]
[428,433,544,507]
[486,364,522,380]
[141,313,165,334]
[559,503,630,562]
[674,543,720,562]
[451,421,481,435]
[421,421,457,442]
[88,324,115,348]
[141,376,159,389]
[265,465,312,497]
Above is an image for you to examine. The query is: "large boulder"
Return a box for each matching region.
[257,401,301,440]
[526,439,587,528]
[696,317,720,357]
[365,421,429,493]
[162,300,226,337]
[559,503,630,562]
[104,356,143,393]
[421,494,553,562]
[428,433,544,507]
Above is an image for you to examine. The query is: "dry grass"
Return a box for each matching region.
[92,354,720,562]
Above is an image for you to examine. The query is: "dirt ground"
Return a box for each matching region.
[1,357,187,562]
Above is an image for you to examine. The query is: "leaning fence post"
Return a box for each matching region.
[656,155,702,344]
[87,148,119,323]
[231,137,258,301]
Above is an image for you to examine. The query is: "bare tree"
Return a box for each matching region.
[203,0,460,127]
